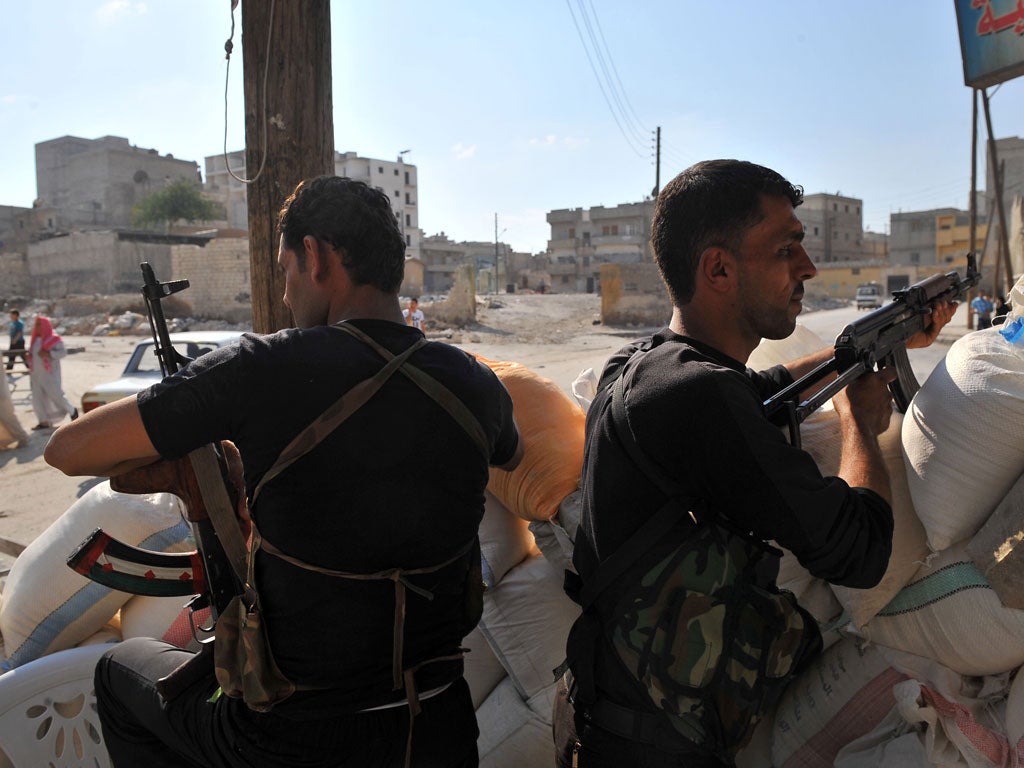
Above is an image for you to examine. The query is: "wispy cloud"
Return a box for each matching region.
[96,1,147,24]
[1,95,16,104]
[529,134,588,150]
[451,142,477,160]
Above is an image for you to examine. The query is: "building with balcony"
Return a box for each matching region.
[545,200,655,292]
[205,150,422,260]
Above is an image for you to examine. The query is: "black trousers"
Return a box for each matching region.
[552,676,723,768]
[96,637,479,768]
[5,339,23,370]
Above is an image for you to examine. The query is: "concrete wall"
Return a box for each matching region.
[599,263,670,326]
[170,238,252,323]
[26,231,173,297]
[424,264,476,326]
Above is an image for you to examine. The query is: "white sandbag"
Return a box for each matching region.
[854,541,1024,676]
[480,491,540,589]
[476,676,555,767]
[76,618,122,648]
[478,553,580,701]
[0,482,191,668]
[1006,665,1024,749]
[772,636,907,768]
[832,707,931,768]
[464,624,507,710]
[893,678,1016,767]
[776,546,842,623]
[902,328,1024,551]
[831,410,930,629]
[529,488,582,576]
[570,367,598,412]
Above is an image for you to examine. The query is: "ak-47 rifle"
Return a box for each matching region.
[66,263,248,696]
[763,253,981,449]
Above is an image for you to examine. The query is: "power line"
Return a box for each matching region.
[564,0,645,159]
[575,0,647,147]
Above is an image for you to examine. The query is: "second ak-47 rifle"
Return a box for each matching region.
[763,253,981,448]
[67,263,248,695]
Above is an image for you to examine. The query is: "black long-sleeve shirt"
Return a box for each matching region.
[574,328,893,590]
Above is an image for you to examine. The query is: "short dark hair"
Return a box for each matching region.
[651,160,803,305]
[9,310,18,318]
[277,176,406,293]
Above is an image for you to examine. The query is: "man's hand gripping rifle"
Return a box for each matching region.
[66,263,248,695]
[764,254,980,449]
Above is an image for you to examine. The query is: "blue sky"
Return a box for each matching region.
[3,1,1024,254]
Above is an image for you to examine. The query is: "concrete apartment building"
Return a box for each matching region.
[35,135,203,231]
[414,233,517,296]
[205,149,423,260]
[799,193,865,264]
[545,200,656,293]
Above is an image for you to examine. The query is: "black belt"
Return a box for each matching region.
[587,698,688,752]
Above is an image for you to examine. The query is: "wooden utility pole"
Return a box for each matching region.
[242,0,334,333]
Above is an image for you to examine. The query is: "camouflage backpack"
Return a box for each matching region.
[562,356,822,763]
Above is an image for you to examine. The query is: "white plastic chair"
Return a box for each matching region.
[0,643,112,767]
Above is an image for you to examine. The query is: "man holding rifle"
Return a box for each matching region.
[46,176,521,768]
[555,160,957,766]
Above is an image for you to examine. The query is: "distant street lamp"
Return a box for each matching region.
[494,213,507,294]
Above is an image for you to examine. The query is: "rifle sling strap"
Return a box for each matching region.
[188,444,249,584]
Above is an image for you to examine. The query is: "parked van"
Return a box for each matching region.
[855,282,883,310]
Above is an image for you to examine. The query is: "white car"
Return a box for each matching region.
[80,331,244,413]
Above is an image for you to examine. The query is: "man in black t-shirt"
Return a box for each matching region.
[46,176,521,768]
[554,160,956,767]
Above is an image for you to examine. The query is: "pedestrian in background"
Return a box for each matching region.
[27,316,77,429]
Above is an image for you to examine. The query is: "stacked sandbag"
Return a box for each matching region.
[902,327,1024,551]
[771,636,908,768]
[465,490,580,765]
[475,552,580,766]
[475,354,586,522]
[852,542,1024,677]
[0,482,193,669]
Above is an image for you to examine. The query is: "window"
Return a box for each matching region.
[406,214,411,226]
[406,193,413,204]
[602,225,610,236]
[405,171,410,184]
[813,226,819,236]
[378,166,383,174]
[611,224,619,235]
[845,205,849,213]
[395,190,400,197]
[833,203,837,211]
[562,275,570,284]
[394,169,399,176]
[911,252,920,264]
[569,227,576,238]
[407,234,411,246]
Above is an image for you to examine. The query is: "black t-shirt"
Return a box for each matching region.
[138,319,518,713]
[574,328,893,589]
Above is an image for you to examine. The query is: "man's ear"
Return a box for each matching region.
[302,235,331,282]
[698,246,735,293]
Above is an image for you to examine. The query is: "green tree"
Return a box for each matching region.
[133,178,224,230]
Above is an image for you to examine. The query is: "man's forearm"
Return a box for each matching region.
[837,422,891,506]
